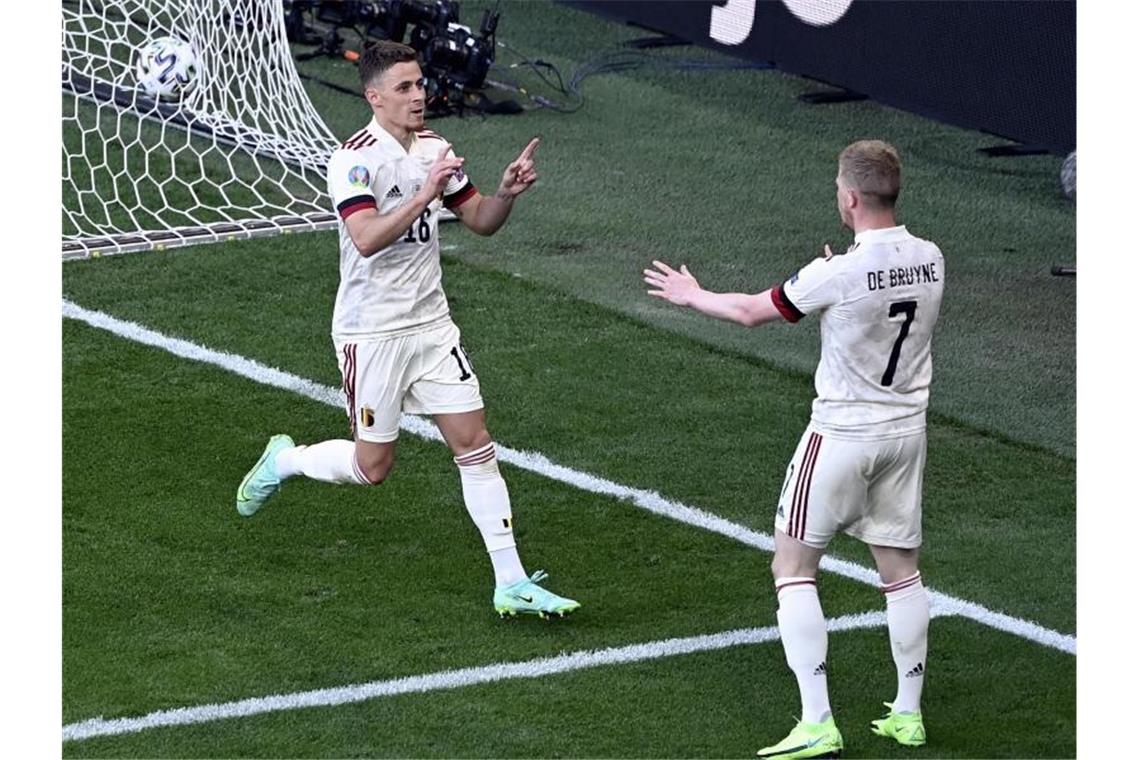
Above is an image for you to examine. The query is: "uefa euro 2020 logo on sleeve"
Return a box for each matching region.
[348,165,370,189]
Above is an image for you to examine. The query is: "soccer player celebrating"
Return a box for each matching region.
[236,41,579,620]
[645,140,942,758]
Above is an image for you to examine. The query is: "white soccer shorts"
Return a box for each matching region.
[774,427,927,549]
[335,321,483,443]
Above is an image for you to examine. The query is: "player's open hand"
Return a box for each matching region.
[498,138,540,198]
[422,144,466,200]
[644,260,701,307]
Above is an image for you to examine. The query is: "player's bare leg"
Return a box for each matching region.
[757,530,842,758]
[869,544,919,585]
[434,408,580,619]
[868,544,928,746]
[434,408,493,458]
[772,528,827,579]
[352,439,397,484]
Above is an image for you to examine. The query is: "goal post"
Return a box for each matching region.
[62,0,341,260]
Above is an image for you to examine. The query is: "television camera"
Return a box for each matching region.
[285,1,500,113]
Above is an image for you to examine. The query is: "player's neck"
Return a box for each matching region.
[851,213,898,235]
[372,112,416,152]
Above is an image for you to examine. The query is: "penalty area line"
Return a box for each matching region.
[61,299,1076,661]
[63,610,893,742]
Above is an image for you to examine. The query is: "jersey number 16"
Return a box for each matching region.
[403,209,431,244]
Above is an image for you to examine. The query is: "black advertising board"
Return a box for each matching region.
[564,1,1075,154]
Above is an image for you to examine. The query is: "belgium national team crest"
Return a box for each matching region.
[360,406,375,428]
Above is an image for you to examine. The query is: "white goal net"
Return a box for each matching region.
[62,0,341,259]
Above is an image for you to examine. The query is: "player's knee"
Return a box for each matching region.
[358,461,391,485]
[870,545,920,584]
[451,428,493,458]
[771,554,798,580]
[771,550,818,581]
[877,562,920,586]
[355,448,395,485]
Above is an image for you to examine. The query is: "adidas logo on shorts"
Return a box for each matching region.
[386,185,402,199]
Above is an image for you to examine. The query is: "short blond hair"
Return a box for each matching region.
[839,140,902,209]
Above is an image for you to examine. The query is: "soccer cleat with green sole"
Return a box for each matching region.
[870,702,926,747]
[493,570,580,619]
[756,716,844,759]
[235,434,294,517]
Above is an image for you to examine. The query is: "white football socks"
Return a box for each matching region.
[775,577,832,724]
[882,571,929,714]
[488,546,527,588]
[274,440,371,485]
[274,439,527,587]
[455,442,526,587]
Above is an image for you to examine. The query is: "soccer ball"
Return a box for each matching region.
[135,36,199,100]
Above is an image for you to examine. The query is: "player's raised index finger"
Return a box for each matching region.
[437,143,453,161]
[520,137,540,161]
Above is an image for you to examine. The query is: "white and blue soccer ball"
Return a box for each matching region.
[135,36,199,100]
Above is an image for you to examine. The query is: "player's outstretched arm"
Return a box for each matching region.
[452,137,540,237]
[643,260,783,327]
[345,146,465,256]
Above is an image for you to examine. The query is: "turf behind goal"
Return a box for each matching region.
[62,0,340,260]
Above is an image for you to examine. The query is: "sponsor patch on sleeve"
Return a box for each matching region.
[347,165,371,188]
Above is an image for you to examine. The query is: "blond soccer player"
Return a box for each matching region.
[645,141,943,758]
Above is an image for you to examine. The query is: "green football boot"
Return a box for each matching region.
[235,434,294,517]
[870,702,926,747]
[493,570,580,619]
[756,716,844,759]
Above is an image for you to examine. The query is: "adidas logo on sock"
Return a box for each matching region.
[385,185,402,199]
[813,661,827,676]
[905,662,925,678]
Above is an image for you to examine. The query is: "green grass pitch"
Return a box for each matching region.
[61,1,1075,756]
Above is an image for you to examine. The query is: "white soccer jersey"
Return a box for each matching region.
[327,118,477,341]
[771,225,945,439]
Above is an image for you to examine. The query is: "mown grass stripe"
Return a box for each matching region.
[61,298,1076,661]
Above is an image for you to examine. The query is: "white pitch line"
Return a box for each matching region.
[63,610,894,742]
[62,299,1076,660]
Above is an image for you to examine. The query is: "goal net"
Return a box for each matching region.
[62,0,341,260]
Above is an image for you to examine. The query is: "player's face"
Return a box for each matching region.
[366,61,427,133]
[836,174,856,229]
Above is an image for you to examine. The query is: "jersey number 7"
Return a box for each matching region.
[881,300,917,386]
